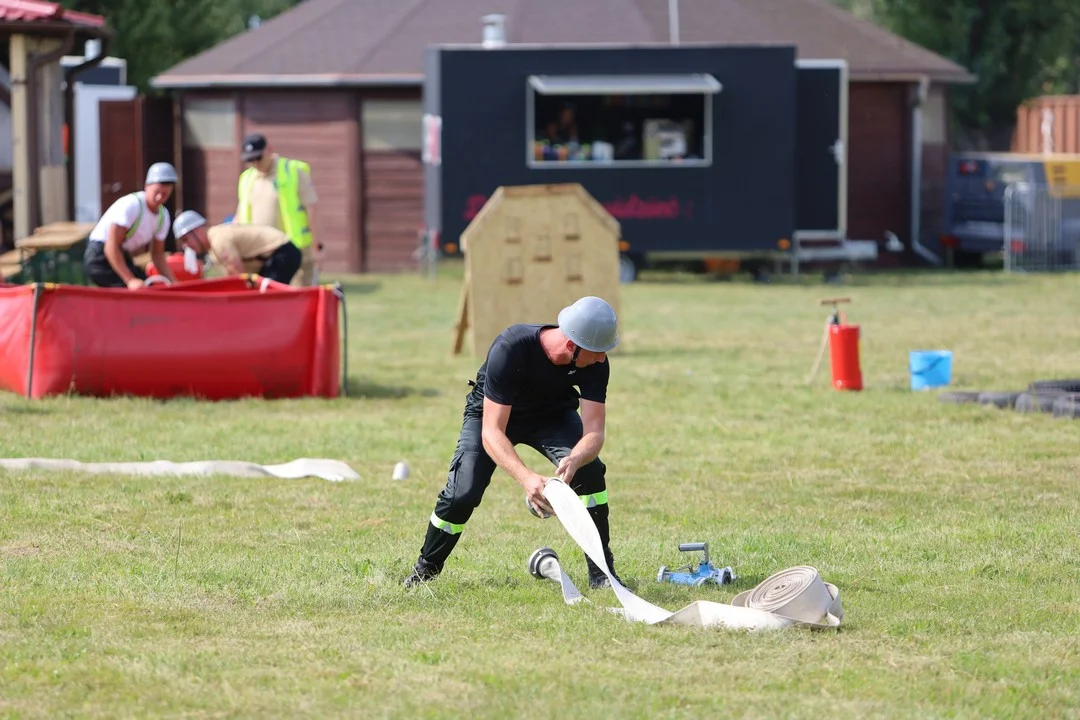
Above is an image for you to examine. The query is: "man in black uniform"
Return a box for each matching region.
[404,296,622,589]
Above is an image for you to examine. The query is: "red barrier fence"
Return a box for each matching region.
[0,276,343,400]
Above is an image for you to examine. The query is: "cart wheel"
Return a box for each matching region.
[528,547,559,580]
[524,494,552,519]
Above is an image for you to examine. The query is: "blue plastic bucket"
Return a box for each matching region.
[909,350,953,390]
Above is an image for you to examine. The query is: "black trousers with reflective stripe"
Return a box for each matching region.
[418,408,610,570]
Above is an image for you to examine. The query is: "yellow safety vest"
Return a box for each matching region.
[236,157,313,250]
[125,192,166,242]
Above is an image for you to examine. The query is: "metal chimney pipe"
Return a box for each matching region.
[84,38,102,61]
[668,0,680,44]
[482,14,507,48]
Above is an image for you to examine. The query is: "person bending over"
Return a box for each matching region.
[172,210,302,285]
[404,296,624,590]
[84,163,178,289]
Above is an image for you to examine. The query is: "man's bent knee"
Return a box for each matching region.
[570,457,606,498]
[435,451,493,523]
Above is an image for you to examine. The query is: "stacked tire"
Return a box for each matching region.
[940,378,1080,418]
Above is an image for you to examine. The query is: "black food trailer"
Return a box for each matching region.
[422,43,872,281]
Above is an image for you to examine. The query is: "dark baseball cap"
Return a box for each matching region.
[241,133,267,161]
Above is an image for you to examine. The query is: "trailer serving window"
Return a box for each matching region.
[526,73,721,169]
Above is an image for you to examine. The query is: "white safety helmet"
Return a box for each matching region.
[172,210,207,240]
[145,162,178,185]
[558,296,619,353]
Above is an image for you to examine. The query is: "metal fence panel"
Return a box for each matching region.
[1004,183,1080,273]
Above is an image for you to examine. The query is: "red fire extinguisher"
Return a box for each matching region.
[825,298,862,391]
[806,298,863,391]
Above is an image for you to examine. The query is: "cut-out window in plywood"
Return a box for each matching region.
[566,253,583,282]
[505,215,522,244]
[563,213,580,241]
[533,233,552,262]
[505,256,524,285]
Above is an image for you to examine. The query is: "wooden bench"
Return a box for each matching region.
[1,247,33,282]
[14,222,94,284]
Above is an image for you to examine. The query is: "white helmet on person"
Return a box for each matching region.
[145,162,178,185]
[558,296,619,353]
[172,210,207,241]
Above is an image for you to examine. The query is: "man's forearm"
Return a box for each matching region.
[104,243,135,283]
[150,246,176,282]
[570,431,605,465]
[482,430,534,486]
[307,206,317,246]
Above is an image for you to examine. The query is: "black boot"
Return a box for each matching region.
[583,503,622,588]
[403,556,442,588]
[586,546,624,589]
[405,518,461,588]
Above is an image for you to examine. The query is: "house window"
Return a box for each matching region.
[526,74,722,169]
[363,100,423,151]
[182,97,235,149]
[921,85,947,145]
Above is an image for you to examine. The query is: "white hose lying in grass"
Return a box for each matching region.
[0,457,359,482]
[539,479,843,631]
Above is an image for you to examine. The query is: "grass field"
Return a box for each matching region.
[2,262,1080,719]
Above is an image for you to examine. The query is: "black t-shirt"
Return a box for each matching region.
[465,323,609,421]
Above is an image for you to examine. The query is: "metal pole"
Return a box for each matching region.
[428,231,438,284]
[333,283,348,397]
[25,282,42,399]
[668,0,680,45]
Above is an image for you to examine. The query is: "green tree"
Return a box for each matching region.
[833,0,1080,149]
[59,0,301,92]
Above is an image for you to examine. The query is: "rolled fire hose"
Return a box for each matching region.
[537,479,843,631]
[0,457,359,483]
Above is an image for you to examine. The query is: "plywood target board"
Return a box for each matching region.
[451,183,622,357]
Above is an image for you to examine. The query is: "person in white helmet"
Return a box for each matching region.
[84,162,177,289]
[171,210,302,285]
[404,296,624,590]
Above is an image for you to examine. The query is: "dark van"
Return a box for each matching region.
[941,152,1080,266]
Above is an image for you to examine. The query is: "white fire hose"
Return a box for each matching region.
[0,457,359,482]
[536,479,843,631]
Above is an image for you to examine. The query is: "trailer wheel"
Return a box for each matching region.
[619,254,639,284]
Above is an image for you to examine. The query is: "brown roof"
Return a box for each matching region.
[152,0,974,89]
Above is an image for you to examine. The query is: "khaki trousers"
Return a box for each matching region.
[291,244,316,287]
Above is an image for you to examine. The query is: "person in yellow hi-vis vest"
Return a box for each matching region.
[234,133,321,286]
